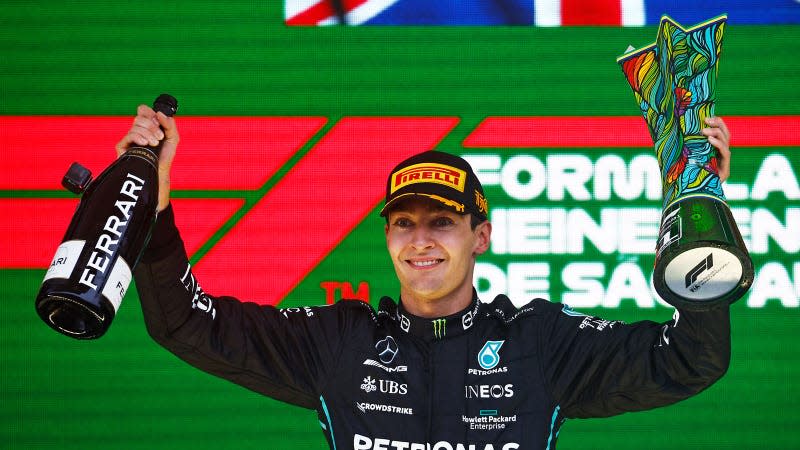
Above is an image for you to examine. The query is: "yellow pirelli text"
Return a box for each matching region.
[391,163,467,194]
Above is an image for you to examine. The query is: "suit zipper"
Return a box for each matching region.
[425,341,434,442]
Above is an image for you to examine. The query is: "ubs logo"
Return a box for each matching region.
[376,336,399,364]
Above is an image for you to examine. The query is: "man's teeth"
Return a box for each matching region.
[412,259,440,267]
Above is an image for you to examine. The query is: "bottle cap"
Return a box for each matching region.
[153,94,178,117]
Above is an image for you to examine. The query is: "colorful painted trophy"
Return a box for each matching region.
[617,15,753,310]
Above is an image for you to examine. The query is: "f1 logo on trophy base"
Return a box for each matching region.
[618,14,754,311]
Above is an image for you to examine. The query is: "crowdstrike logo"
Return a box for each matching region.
[355,402,414,415]
[477,340,504,370]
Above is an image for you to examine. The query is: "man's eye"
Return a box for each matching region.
[394,218,412,228]
[433,217,454,227]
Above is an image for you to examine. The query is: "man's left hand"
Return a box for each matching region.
[703,116,731,182]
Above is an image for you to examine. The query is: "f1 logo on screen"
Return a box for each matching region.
[3,115,799,307]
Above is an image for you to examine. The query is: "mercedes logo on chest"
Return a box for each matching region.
[375,335,399,364]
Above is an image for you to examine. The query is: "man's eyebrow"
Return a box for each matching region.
[391,205,450,215]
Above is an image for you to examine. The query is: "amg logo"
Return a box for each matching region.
[391,163,466,194]
[685,253,713,289]
[363,359,408,373]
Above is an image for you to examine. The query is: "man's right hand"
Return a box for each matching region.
[115,104,180,212]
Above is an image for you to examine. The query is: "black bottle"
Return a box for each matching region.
[35,94,178,339]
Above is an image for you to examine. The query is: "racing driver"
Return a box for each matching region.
[124,105,733,449]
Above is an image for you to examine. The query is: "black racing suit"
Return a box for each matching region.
[134,205,731,450]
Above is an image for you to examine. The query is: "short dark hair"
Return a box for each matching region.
[469,213,484,230]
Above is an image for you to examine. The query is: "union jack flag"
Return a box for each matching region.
[285,0,800,26]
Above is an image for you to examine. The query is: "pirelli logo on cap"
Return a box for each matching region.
[391,163,466,194]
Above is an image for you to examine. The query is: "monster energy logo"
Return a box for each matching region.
[432,318,447,339]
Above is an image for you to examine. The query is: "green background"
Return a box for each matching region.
[2,2,799,449]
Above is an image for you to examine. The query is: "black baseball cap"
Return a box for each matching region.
[380,151,488,221]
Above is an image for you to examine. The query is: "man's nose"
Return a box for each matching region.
[410,226,435,250]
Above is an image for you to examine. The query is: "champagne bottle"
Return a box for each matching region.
[35,94,178,339]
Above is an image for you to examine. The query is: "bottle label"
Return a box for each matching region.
[43,240,86,283]
[125,147,158,169]
[101,256,131,313]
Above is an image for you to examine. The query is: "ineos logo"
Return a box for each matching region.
[375,336,399,364]
[464,384,514,399]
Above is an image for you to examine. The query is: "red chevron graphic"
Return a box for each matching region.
[1,115,325,271]
[194,117,459,304]
[2,116,326,190]
[1,198,242,268]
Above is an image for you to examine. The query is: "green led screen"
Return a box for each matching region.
[2,2,798,449]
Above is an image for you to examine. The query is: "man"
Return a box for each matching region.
[123,106,733,449]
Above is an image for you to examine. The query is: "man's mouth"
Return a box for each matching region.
[407,258,444,269]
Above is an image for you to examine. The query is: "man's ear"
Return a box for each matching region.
[473,220,492,256]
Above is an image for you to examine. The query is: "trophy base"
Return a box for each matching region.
[653,196,754,311]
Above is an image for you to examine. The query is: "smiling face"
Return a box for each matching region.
[385,196,491,317]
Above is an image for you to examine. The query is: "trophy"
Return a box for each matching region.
[617,15,753,310]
